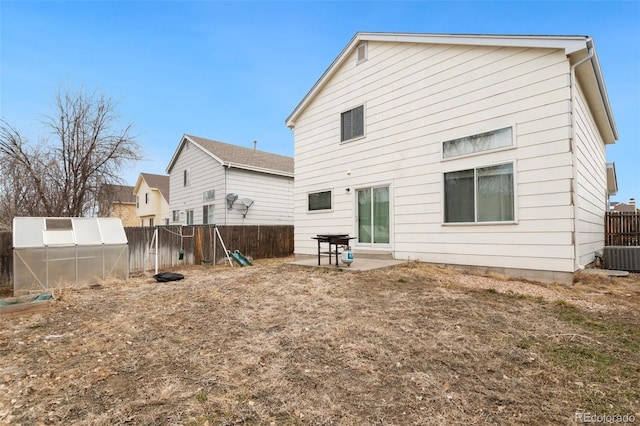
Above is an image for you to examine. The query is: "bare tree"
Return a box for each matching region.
[0,86,142,228]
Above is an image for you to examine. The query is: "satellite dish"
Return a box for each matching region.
[240,198,254,218]
[226,193,238,209]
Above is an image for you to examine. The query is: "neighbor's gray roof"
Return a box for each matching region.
[167,134,293,176]
[103,184,136,204]
[140,173,170,202]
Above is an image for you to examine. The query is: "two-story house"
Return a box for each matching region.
[133,173,170,227]
[166,134,294,225]
[286,32,618,284]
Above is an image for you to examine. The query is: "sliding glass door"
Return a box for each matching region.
[357,186,389,245]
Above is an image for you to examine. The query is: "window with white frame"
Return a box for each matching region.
[444,163,515,223]
[183,169,190,187]
[356,42,367,63]
[186,209,194,225]
[203,190,215,201]
[172,210,180,222]
[341,105,364,142]
[443,127,513,159]
[136,196,139,208]
[203,204,214,225]
[308,190,332,211]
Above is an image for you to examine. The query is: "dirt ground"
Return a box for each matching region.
[1,258,639,425]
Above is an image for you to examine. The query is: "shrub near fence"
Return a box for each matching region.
[0,225,294,290]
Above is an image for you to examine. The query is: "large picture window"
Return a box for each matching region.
[341,105,364,142]
[444,163,514,223]
[308,191,332,211]
[443,127,513,159]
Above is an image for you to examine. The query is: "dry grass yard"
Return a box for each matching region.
[1,257,639,425]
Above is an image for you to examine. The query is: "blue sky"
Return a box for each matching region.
[1,0,638,203]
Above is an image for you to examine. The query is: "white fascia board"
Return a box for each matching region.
[587,42,618,140]
[165,134,225,173]
[165,134,188,174]
[358,32,588,55]
[285,32,589,128]
[224,162,294,178]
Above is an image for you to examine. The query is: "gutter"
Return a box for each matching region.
[569,39,595,272]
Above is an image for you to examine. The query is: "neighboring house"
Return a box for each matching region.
[285,32,619,284]
[610,198,638,213]
[98,184,139,227]
[166,134,294,225]
[133,173,170,227]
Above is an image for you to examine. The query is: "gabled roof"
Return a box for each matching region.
[134,173,170,202]
[285,32,618,143]
[166,134,294,177]
[100,184,136,204]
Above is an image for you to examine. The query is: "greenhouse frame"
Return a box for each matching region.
[12,217,129,294]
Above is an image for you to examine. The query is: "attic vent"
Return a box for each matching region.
[357,42,367,63]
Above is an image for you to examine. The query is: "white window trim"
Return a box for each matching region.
[307,189,333,213]
[441,125,517,161]
[203,189,215,202]
[442,160,518,226]
[340,104,366,143]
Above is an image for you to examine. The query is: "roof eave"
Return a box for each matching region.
[285,32,593,128]
[224,162,294,178]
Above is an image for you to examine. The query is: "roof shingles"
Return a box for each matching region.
[186,134,293,175]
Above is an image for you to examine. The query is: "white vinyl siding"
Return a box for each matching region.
[293,41,577,273]
[573,80,608,267]
[168,141,293,225]
[224,168,294,225]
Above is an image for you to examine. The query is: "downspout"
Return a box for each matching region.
[569,39,594,271]
[224,163,230,225]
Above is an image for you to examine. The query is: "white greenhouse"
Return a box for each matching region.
[13,217,129,294]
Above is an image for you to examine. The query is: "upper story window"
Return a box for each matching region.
[356,42,367,63]
[308,190,332,212]
[341,105,364,142]
[203,190,215,202]
[145,193,149,204]
[443,127,513,159]
[183,169,190,187]
[136,196,139,208]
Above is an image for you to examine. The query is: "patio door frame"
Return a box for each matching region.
[355,184,391,247]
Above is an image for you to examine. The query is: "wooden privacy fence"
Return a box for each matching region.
[127,225,294,272]
[0,225,293,290]
[0,232,11,291]
[605,212,640,246]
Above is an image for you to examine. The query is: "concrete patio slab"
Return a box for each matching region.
[288,256,407,271]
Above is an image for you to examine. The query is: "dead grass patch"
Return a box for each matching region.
[1,259,639,425]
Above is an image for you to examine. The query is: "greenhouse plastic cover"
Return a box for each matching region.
[13,217,128,248]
